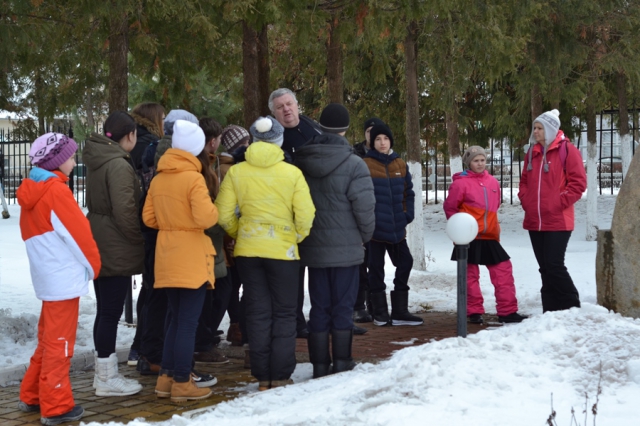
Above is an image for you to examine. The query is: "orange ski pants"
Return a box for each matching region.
[19,298,79,418]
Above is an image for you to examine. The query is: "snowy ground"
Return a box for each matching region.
[2,191,640,425]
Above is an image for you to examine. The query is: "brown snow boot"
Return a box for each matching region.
[155,370,173,399]
[170,377,212,402]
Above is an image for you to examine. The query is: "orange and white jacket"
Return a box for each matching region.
[17,168,101,301]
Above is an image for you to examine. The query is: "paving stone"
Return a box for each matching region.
[0,311,491,424]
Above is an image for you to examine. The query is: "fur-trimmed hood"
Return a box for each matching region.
[130,112,163,138]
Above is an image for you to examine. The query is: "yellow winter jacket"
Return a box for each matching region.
[215,141,315,261]
[143,148,218,289]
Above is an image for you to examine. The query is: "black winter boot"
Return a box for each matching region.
[390,290,424,326]
[365,290,373,316]
[308,331,331,378]
[331,329,356,373]
[353,289,373,323]
[370,291,390,326]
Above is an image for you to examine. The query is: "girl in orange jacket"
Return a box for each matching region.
[142,120,218,402]
[17,133,101,425]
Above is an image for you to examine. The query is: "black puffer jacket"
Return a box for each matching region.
[353,140,367,158]
[294,134,375,268]
[129,113,162,171]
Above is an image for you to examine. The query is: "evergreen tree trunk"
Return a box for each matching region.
[34,71,45,134]
[326,14,343,103]
[585,84,598,242]
[85,91,95,131]
[531,85,543,122]
[617,71,633,178]
[243,20,260,129]
[108,10,129,113]
[446,105,462,174]
[404,20,425,271]
[257,24,271,117]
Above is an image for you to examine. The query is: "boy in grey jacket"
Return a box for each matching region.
[295,103,375,377]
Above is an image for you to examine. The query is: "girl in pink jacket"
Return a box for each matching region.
[444,146,526,324]
[518,109,586,313]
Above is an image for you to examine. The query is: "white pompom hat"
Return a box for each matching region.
[530,109,561,146]
[249,116,284,147]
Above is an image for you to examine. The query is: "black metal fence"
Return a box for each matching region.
[426,110,638,203]
[0,128,87,206]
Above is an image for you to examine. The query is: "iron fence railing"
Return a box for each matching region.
[1,109,637,208]
[1,128,86,207]
[426,110,638,203]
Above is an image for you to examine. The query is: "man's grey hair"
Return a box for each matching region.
[268,88,298,113]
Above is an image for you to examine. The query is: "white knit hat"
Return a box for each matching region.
[530,109,561,146]
[172,120,205,157]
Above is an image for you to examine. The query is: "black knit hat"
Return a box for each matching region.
[319,103,350,133]
[363,117,385,132]
[369,123,394,149]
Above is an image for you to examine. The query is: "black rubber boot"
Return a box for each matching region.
[353,289,373,323]
[308,331,331,378]
[331,329,355,373]
[370,291,390,326]
[353,324,368,335]
[390,290,424,326]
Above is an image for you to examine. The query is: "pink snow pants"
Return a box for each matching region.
[467,260,518,316]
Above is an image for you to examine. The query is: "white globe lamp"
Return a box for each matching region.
[446,213,478,245]
[445,212,478,337]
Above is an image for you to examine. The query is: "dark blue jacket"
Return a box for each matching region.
[363,149,415,244]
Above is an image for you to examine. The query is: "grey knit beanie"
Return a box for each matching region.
[164,109,199,135]
[250,116,284,147]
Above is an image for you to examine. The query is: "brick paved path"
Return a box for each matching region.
[0,312,495,425]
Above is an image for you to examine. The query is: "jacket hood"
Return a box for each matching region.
[218,154,234,165]
[295,134,353,178]
[131,112,163,138]
[365,147,400,164]
[157,148,202,174]
[245,141,284,168]
[17,168,66,210]
[452,169,489,181]
[83,132,131,170]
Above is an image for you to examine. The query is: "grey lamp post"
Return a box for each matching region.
[445,213,478,337]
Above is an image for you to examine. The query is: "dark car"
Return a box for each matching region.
[597,157,622,173]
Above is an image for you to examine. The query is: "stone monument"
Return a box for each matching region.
[596,150,640,318]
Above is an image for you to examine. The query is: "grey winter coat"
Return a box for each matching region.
[294,133,375,268]
[83,133,144,277]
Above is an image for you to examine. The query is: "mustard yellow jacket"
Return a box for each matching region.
[215,141,315,260]
[143,148,218,289]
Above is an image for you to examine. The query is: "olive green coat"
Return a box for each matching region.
[83,133,144,277]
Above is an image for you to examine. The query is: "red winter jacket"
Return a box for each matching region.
[444,170,501,241]
[518,131,586,231]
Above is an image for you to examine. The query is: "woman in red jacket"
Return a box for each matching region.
[444,146,526,324]
[518,109,587,313]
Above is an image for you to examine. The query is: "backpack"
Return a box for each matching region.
[558,137,569,172]
[137,141,158,220]
[139,141,158,195]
